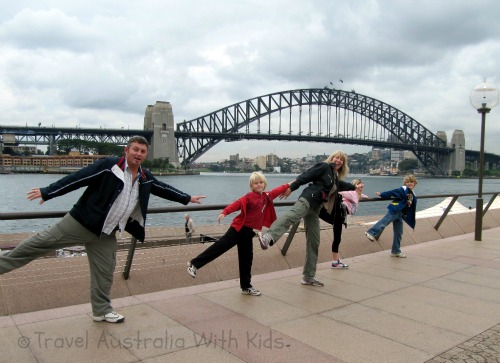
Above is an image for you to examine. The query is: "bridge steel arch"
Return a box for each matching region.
[176,88,450,175]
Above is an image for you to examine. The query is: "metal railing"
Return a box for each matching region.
[1,192,498,279]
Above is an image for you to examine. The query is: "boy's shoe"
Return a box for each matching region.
[187,261,197,278]
[92,311,125,323]
[258,232,273,250]
[301,276,324,287]
[391,252,406,258]
[365,232,376,242]
[242,287,261,296]
[331,259,349,268]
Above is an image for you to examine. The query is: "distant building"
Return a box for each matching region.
[256,155,267,170]
[229,153,239,162]
[380,148,391,160]
[0,154,104,172]
[403,150,417,159]
[390,150,404,162]
[3,145,37,155]
[266,153,278,166]
[304,154,315,162]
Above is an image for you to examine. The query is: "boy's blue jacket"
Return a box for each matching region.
[380,185,417,229]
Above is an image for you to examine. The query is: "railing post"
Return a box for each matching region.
[123,237,137,280]
[280,221,300,256]
[434,196,458,231]
[483,193,498,215]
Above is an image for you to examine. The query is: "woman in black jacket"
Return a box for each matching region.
[259,150,359,287]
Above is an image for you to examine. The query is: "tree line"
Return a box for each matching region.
[56,139,123,156]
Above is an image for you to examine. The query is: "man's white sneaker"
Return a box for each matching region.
[92,311,125,323]
[301,276,324,287]
[391,252,406,258]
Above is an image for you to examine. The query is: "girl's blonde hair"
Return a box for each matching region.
[249,171,267,189]
[351,178,363,186]
[324,150,349,180]
[404,174,418,185]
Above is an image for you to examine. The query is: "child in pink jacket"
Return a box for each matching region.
[320,178,368,268]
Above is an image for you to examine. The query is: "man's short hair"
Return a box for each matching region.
[127,136,149,149]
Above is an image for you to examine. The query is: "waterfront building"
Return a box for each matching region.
[266,153,278,166]
[390,150,404,162]
[0,154,104,173]
[256,155,266,170]
[403,150,417,160]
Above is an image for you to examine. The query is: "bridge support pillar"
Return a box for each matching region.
[48,135,57,155]
[143,101,179,166]
[443,130,465,176]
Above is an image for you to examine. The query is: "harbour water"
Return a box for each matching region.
[0,172,498,233]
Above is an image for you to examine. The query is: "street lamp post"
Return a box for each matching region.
[469,81,499,241]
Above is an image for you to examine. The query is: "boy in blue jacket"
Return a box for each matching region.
[365,175,417,258]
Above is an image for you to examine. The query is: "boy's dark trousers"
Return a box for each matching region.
[190,226,255,289]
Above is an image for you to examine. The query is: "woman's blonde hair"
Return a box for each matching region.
[324,150,349,180]
[249,171,267,189]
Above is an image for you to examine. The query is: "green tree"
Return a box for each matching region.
[209,164,223,172]
[57,138,123,156]
[278,159,292,173]
[228,160,237,171]
[462,168,477,177]
[398,159,418,172]
[95,143,123,156]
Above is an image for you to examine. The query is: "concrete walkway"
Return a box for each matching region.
[1,228,500,363]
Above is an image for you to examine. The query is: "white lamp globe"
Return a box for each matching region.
[469,82,499,110]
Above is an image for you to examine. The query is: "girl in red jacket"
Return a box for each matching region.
[187,172,290,296]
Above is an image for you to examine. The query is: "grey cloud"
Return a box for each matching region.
[1,0,500,159]
[0,8,100,51]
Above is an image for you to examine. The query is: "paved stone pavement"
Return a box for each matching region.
[426,323,500,363]
[2,227,500,362]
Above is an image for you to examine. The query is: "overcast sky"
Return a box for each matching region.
[1,0,499,161]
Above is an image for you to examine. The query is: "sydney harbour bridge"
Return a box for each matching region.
[1,88,499,176]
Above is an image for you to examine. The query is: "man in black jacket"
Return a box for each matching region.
[0,136,205,323]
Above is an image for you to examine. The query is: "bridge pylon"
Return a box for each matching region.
[144,101,179,166]
[448,130,466,175]
[437,130,465,176]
